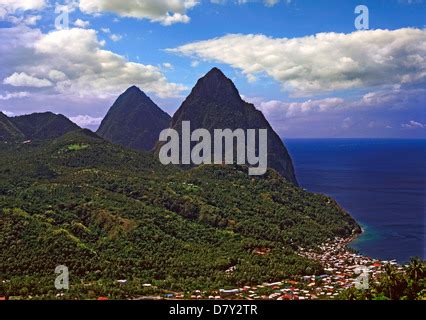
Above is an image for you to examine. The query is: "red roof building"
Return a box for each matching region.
[97,297,109,301]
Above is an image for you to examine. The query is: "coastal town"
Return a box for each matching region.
[0,237,409,301]
[135,237,400,301]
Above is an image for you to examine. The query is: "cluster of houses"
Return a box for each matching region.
[159,237,399,301]
[2,237,399,301]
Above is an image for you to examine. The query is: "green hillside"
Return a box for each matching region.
[0,112,24,142]
[11,112,80,141]
[0,130,360,298]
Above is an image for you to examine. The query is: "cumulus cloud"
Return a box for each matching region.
[341,117,353,129]
[74,19,90,28]
[23,14,41,25]
[358,87,426,110]
[0,26,186,98]
[0,110,15,116]
[264,0,280,7]
[3,72,52,87]
[70,115,103,127]
[1,13,42,26]
[401,120,425,129]
[0,91,30,100]
[398,0,423,4]
[211,0,287,6]
[109,33,122,42]
[249,86,426,122]
[79,0,198,26]
[0,0,45,26]
[162,62,173,69]
[0,0,46,15]
[253,97,345,119]
[55,0,80,13]
[169,28,426,96]
[240,83,425,138]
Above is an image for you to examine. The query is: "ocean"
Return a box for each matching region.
[285,139,425,264]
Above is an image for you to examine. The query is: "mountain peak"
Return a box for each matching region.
[188,68,242,105]
[109,86,153,114]
[97,87,171,151]
[205,67,226,78]
[121,85,149,100]
[169,69,298,185]
[124,85,144,95]
[0,111,25,141]
[7,112,79,141]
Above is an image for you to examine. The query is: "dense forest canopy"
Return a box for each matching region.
[0,129,360,298]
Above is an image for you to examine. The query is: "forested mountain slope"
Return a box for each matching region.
[0,130,359,297]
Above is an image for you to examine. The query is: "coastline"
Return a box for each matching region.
[155,228,381,301]
[286,138,425,264]
[152,233,396,301]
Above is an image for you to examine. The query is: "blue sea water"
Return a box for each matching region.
[285,139,425,263]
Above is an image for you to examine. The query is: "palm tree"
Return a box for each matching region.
[406,257,424,282]
[405,257,425,299]
[382,264,401,300]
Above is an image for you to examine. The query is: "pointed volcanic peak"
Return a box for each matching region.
[172,68,249,129]
[170,68,298,185]
[10,112,80,141]
[97,86,172,151]
[0,112,25,142]
[185,67,243,106]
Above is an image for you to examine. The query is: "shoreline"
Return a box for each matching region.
[145,233,398,301]
[168,235,397,301]
[2,234,402,301]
